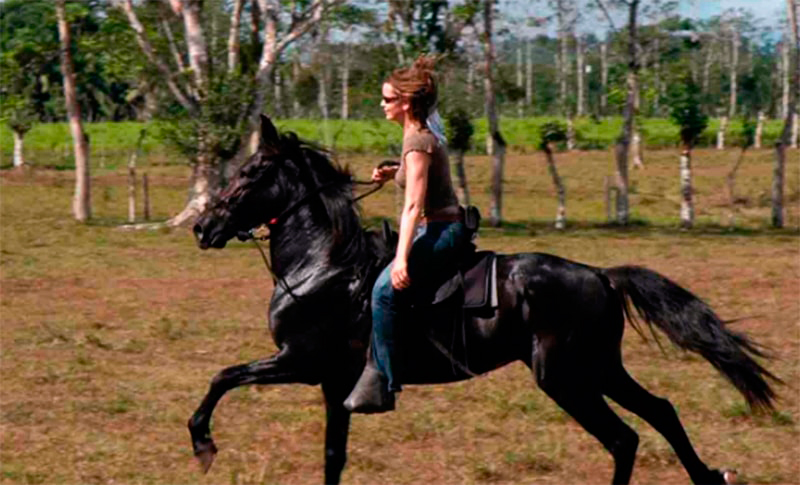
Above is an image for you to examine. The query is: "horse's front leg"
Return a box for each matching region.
[187,347,315,473]
[321,379,356,485]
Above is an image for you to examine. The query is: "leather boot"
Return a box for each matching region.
[343,363,395,414]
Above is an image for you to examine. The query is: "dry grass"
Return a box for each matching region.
[1,147,798,485]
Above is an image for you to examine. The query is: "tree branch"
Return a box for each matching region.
[593,0,617,31]
[116,0,196,113]
[160,18,187,73]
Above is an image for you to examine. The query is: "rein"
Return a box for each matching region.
[238,174,387,303]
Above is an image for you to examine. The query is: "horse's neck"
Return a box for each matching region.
[269,209,333,277]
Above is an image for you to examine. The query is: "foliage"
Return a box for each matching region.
[667,75,708,149]
[538,121,567,149]
[445,107,474,152]
[737,118,756,150]
[155,72,253,164]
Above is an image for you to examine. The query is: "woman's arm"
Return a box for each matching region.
[391,150,430,290]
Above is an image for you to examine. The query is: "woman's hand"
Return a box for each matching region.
[391,258,411,290]
[372,165,399,184]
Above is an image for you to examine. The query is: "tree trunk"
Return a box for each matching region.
[273,68,282,117]
[566,116,576,150]
[717,116,728,149]
[557,1,569,116]
[542,143,566,229]
[292,54,301,117]
[228,0,245,72]
[792,112,799,148]
[702,44,714,100]
[782,40,790,119]
[169,143,218,227]
[182,0,209,98]
[631,124,644,168]
[600,40,608,115]
[12,129,26,168]
[56,0,91,222]
[250,0,261,61]
[341,42,350,120]
[729,29,739,119]
[774,0,799,228]
[483,0,506,227]
[654,36,662,115]
[516,43,523,117]
[466,58,475,106]
[526,39,533,112]
[576,34,585,117]
[680,147,694,229]
[452,150,470,206]
[755,110,765,148]
[614,0,639,225]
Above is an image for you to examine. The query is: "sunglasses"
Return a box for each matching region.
[382,95,400,104]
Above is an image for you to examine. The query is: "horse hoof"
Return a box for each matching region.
[723,469,739,484]
[194,441,218,474]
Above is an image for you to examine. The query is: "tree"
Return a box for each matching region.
[773,0,799,228]
[56,0,91,222]
[539,122,568,229]
[483,0,507,227]
[668,74,708,229]
[446,108,474,206]
[116,0,344,227]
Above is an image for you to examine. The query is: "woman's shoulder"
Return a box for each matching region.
[403,126,437,154]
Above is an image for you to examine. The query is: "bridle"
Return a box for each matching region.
[236,161,398,302]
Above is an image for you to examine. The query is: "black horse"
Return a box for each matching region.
[190,115,779,485]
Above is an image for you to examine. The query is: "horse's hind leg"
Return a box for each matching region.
[533,349,639,485]
[187,348,313,473]
[603,365,731,484]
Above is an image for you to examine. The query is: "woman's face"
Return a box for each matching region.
[380,83,406,124]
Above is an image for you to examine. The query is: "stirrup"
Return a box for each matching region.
[344,364,395,414]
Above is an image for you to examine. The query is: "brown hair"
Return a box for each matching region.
[386,55,439,124]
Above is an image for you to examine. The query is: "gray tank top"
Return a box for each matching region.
[394,126,459,215]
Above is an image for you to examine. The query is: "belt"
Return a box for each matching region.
[421,207,463,224]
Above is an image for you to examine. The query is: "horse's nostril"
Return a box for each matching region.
[193,223,203,238]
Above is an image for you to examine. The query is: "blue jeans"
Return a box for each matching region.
[371,221,467,392]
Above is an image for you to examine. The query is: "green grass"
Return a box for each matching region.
[0,117,789,169]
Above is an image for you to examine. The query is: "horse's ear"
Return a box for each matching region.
[259,114,280,154]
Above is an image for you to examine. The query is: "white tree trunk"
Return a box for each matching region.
[654,36,662,115]
[755,111,765,148]
[782,40,790,119]
[792,112,799,148]
[273,68,282,117]
[566,116,576,150]
[483,0,506,227]
[680,149,694,229]
[600,40,608,115]
[341,43,350,120]
[516,43,523,117]
[228,0,245,72]
[182,0,209,97]
[558,1,569,115]
[12,130,25,168]
[702,45,714,97]
[466,58,474,105]
[632,125,644,168]
[292,55,301,117]
[56,0,91,222]
[576,34,585,117]
[729,29,739,119]
[717,116,728,149]
[615,0,639,225]
[526,39,533,111]
[773,0,798,228]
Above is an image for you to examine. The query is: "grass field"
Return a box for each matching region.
[1,146,798,484]
[0,117,789,167]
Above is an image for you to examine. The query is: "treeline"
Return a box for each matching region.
[1,0,795,124]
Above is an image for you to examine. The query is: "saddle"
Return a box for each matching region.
[380,206,498,315]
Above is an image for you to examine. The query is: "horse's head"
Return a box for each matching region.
[194,115,295,249]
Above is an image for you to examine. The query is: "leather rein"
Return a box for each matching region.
[237,162,397,302]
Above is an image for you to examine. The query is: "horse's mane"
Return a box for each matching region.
[278,133,371,269]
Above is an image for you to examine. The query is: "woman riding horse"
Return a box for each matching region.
[344,55,469,413]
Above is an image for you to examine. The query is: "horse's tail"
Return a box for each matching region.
[604,265,781,412]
